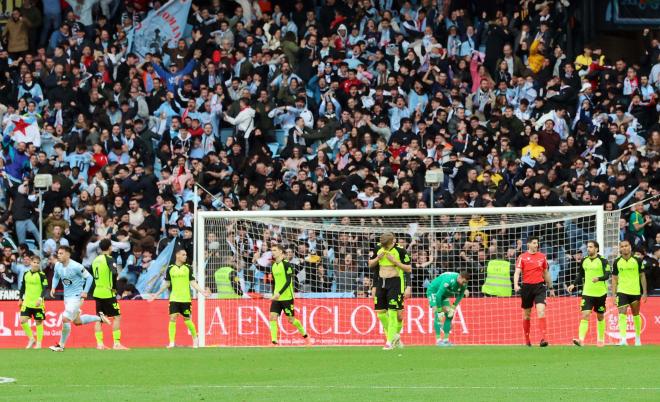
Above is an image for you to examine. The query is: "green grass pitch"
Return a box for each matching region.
[1,346,659,401]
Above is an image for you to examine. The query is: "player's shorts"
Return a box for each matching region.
[581,295,606,313]
[169,302,192,318]
[270,300,295,317]
[616,293,641,308]
[20,306,45,320]
[95,297,120,317]
[374,277,404,311]
[520,283,547,309]
[63,297,83,320]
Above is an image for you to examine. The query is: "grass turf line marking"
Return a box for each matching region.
[0,378,16,384]
[9,384,660,391]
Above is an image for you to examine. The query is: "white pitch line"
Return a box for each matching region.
[6,384,660,391]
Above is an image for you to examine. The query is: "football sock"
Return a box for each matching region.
[539,317,547,339]
[184,319,197,338]
[387,310,398,342]
[21,322,33,339]
[269,320,278,343]
[443,316,453,340]
[35,323,43,342]
[377,311,388,339]
[619,314,627,341]
[168,321,176,344]
[60,322,71,347]
[113,330,121,344]
[95,331,104,345]
[597,320,605,343]
[578,319,589,342]
[619,314,628,341]
[633,315,642,339]
[523,319,531,342]
[292,318,306,336]
[433,314,441,339]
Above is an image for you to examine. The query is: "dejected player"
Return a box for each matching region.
[611,240,648,346]
[149,249,210,348]
[368,232,412,350]
[268,243,311,345]
[514,236,555,347]
[92,239,128,350]
[426,271,470,346]
[567,240,610,347]
[18,255,48,349]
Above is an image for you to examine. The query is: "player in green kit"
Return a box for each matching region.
[150,249,210,348]
[92,239,128,350]
[426,271,470,346]
[368,232,412,350]
[568,240,610,347]
[611,240,648,346]
[18,255,48,349]
[269,243,311,345]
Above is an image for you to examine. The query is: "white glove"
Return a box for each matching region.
[446,306,455,318]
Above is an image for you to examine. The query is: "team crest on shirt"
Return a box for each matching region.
[63,279,72,285]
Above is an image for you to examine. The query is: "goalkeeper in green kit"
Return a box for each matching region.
[427,271,470,346]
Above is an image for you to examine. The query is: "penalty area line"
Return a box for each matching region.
[9,384,660,391]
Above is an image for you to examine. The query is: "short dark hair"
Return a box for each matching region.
[527,236,539,244]
[99,238,112,252]
[459,270,471,281]
[587,240,600,251]
[58,245,73,254]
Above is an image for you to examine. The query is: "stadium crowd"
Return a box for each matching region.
[0,0,657,298]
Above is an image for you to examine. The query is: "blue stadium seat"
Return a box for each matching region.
[267,142,279,157]
[220,128,233,145]
[274,129,287,147]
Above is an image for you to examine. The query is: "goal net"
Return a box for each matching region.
[195,206,618,347]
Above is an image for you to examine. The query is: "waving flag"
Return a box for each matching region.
[4,116,41,147]
[136,240,175,298]
[132,0,192,58]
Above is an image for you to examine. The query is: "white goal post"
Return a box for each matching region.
[195,206,620,347]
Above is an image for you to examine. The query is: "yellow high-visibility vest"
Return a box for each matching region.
[481,259,512,296]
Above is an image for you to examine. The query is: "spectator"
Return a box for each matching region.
[43,225,69,257]
[0,263,16,289]
[4,9,32,58]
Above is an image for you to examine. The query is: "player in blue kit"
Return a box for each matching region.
[49,246,110,352]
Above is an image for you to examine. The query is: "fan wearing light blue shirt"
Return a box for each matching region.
[66,144,93,181]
